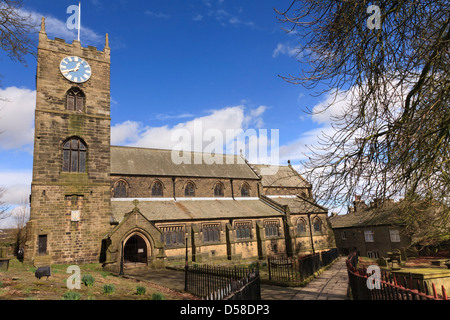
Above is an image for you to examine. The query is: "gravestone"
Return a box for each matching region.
[35,266,51,279]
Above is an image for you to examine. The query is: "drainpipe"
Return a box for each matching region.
[172,177,176,201]
[230,178,235,200]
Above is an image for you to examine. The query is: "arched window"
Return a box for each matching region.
[113,180,128,198]
[214,182,224,197]
[151,181,164,197]
[62,137,86,173]
[313,218,323,233]
[185,182,195,197]
[297,218,307,235]
[66,87,85,112]
[240,183,250,197]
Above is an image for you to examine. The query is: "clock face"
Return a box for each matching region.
[60,56,92,83]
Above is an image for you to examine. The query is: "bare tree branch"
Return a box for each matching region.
[275,1,449,217]
[0,0,38,65]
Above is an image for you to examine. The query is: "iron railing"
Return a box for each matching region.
[185,264,261,300]
[346,256,448,300]
[267,248,340,285]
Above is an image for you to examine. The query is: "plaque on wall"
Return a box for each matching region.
[71,210,80,222]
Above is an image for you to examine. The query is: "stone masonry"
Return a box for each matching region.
[24,18,112,265]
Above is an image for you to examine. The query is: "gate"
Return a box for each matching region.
[185,264,261,300]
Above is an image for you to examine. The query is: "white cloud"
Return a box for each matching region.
[110,120,141,145]
[229,16,254,27]
[0,169,32,212]
[112,106,244,150]
[203,4,254,28]
[272,43,303,59]
[19,8,103,46]
[310,90,350,125]
[145,11,170,19]
[278,90,352,165]
[0,170,32,187]
[1,184,31,207]
[193,14,204,21]
[244,105,267,128]
[111,105,274,156]
[0,87,36,151]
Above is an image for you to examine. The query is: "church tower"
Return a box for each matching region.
[25,18,111,264]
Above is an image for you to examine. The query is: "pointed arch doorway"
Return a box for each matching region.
[123,233,149,265]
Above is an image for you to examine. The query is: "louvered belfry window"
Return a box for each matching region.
[66,87,85,112]
[63,138,87,173]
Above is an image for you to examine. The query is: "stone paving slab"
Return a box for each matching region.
[261,257,350,300]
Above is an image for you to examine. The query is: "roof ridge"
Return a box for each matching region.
[111,145,241,157]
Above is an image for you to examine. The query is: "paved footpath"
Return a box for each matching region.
[124,256,350,300]
[261,257,350,300]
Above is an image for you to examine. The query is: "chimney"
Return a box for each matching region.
[353,195,367,212]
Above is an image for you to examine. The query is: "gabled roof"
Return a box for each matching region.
[329,202,405,229]
[111,197,285,223]
[250,164,311,188]
[264,195,327,214]
[110,146,260,179]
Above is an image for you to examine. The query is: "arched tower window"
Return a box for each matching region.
[113,180,128,198]
[66,87,85,112]
[185,182,196,197]
[240,183,250,197]
[151,181,164,197]
[62,137,87,173]
[214,182,224,197]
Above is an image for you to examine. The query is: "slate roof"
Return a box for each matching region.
[111,197,285,223]
[265,195,327,214]
[329,202,405,229]
[250,164,311,188]
[110,146,260,179]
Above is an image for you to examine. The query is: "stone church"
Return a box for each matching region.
[24,18,334,269]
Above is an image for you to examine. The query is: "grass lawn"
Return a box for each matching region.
[0,259,196,300]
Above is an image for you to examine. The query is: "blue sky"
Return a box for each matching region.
[0,0,341,219]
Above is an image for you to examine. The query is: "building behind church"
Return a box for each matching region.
[24,18,335,270]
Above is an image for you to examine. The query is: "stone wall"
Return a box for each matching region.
[110,175,260,199]
[333,225,410,258]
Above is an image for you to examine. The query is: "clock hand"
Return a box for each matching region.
[62,68,77,74]
[62,62,82,74]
